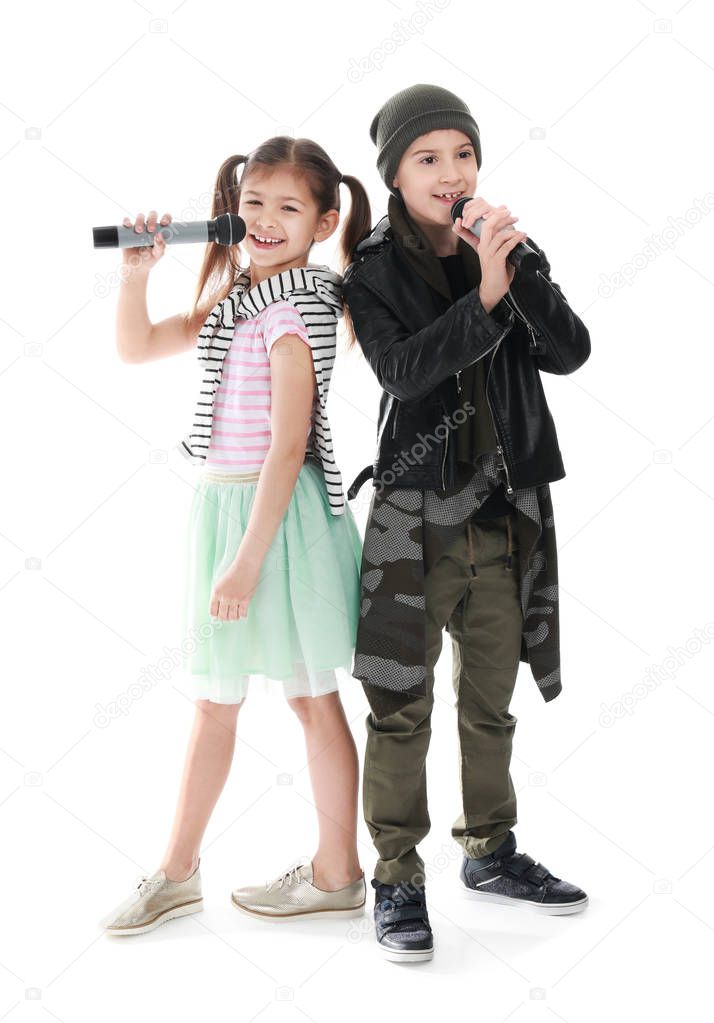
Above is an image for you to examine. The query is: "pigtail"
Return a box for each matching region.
[337,173,372,352]
[185,154,248,327]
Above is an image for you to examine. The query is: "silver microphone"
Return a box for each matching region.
[93,213,246,249]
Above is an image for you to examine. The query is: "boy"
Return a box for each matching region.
[343,84,591,963]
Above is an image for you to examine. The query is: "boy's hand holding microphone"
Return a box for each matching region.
[451,197,531,314]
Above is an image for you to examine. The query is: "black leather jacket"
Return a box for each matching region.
[342,215,591,499]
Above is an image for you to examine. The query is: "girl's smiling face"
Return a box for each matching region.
[238,166,338,281]
[391,129,478,229]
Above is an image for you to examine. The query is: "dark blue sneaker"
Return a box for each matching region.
[372,879,433,962]
[460,831,588,915]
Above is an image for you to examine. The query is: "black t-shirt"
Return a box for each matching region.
[440,251,469,300]
[438,253,513,520]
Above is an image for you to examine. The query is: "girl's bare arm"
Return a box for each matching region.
[117,277,213,364]
[115,209,217,364]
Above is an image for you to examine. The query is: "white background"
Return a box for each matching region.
[3,0,713,1018]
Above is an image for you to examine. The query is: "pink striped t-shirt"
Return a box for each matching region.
[205,300,315,472]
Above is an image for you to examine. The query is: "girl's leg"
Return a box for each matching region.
[287,692,363,891]
[159,697,245,881]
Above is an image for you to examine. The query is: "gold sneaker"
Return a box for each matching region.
[100,861,203,936]
[231,859,365,921]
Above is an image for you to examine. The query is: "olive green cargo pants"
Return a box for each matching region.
[362,512,523,886]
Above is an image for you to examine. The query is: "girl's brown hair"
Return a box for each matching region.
[186,136,371,350]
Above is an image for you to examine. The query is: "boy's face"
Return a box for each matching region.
[391,129,477,228]
[238,166,338,272]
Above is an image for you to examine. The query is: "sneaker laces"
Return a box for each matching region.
[266,860,306,893]
[136,875,164,896]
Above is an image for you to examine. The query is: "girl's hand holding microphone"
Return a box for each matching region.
[452,197,527,313]
[121,210,172,273]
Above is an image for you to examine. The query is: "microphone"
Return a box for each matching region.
[92,213,246,249]
[450,197,540,274]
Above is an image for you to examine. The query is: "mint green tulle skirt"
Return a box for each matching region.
[181,456,363,704]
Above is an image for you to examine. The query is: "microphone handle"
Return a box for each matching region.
[94,220,211,249]
[450,198,540,274]
[92,213,246,249]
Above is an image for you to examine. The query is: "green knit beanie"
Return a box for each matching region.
[369,84,482,199]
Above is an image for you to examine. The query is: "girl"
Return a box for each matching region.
[341,85,591,963]
[100,137,372,935]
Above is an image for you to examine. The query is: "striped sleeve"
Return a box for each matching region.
[262,300,310,356]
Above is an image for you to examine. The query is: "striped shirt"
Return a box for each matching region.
[178,264,347,515]
[205,301,314,471]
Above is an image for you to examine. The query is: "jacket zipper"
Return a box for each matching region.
[441,425,449,489]
[505,287,541,352]
[446,366,464,487]
[485,334,514,494]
